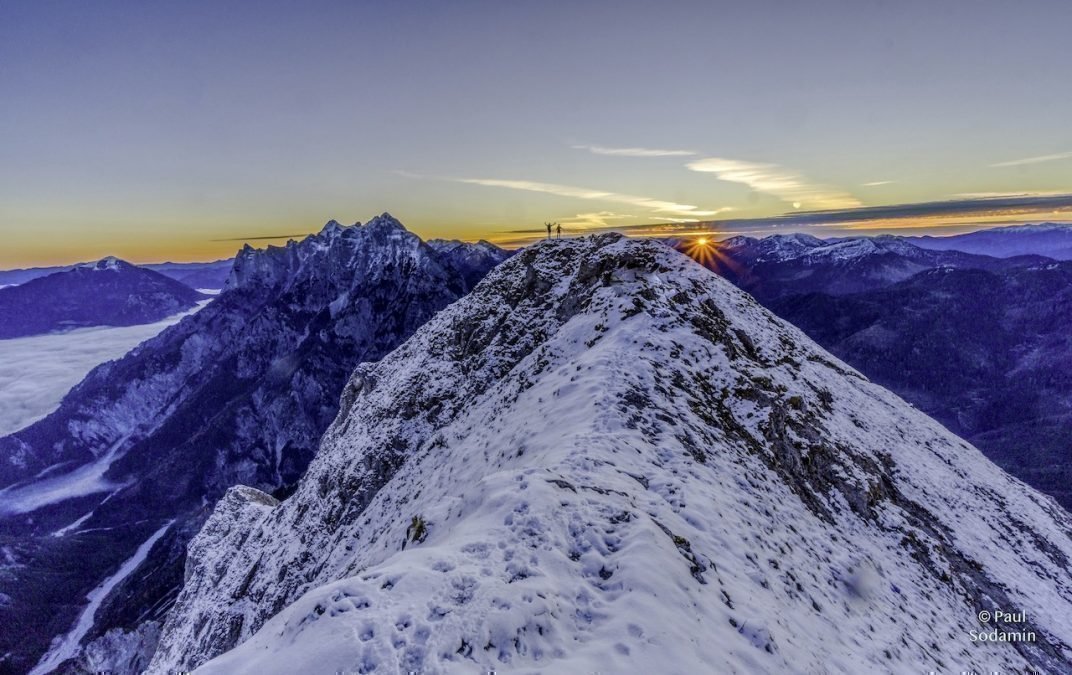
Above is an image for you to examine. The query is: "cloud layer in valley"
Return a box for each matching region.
[0,302,209,436]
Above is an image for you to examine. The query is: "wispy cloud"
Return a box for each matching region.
[454,177,719,218]
[686,157,862,210]
[211,233,308,241]
[572,144,697,157]
[862,180,893,187]
[613,195,1071,239]
[951,190,1069,199]
[990,151,1072,168]
[649,216,705,223]
[558,211,633,230]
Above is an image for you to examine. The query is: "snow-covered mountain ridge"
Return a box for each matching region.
[718,232,1005,264]
[153,234,1072,674]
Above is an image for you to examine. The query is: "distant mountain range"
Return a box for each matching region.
[905,222,1072,260]
[0,216,507,674]
[139,260,235,290]
[692,232,1050,302]
[0,259,234,291]
[0,258,207,339]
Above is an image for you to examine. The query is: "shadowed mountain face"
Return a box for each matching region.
[0,215,508,675]
[675,233,1072,510]
[769,263,1072,508]
[150,235,1072,674]
[0,258,207,339]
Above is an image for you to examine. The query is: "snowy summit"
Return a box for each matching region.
[78,256,123,271]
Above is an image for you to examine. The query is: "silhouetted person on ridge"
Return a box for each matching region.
[546,222,552,239]
[556,223,562,238]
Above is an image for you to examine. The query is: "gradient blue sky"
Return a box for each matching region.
[2,0,1071,265]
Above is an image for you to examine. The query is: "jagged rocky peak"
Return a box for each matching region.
[152,234,1072,673]
[362,211,407,234]
[223,214,507,296]
[319,218,347,237]
[223,213,420,292]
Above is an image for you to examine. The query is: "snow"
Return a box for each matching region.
[730,232,929,264]
[51,507,99,537]
[751,233,825,261]
[0,434,131,516]
[28,520,174,675]
[990,222,1069,233]
[51,488,121,537]
[804,237,879,261]
[77,256,122,271]
[0,300,209,436]
[153,235,1072,674]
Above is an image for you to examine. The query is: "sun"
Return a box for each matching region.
[682,235,721,268]
[680,235,747,277]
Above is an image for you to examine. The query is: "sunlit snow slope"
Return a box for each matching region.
[153,235,1072,674]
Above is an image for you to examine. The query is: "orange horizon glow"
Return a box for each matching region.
[4,210,1072,269]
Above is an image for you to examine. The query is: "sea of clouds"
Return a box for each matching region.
[0,302,209,437]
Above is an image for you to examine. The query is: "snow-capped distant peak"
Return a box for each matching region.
[724,232,929,264]
[717,235,758,248]
[745,232,827,261]
[803,238,879,260]
[78,256,125,272]
[773,232,824,246]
